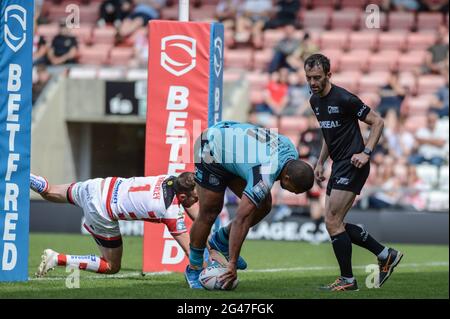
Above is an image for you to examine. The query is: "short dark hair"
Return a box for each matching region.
[304,53,331,74]
[286,160,314,192]
[174,172,196,194]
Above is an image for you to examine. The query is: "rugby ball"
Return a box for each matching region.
[199,264,239,290]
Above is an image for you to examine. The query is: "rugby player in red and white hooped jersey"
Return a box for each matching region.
[30,172,199,277]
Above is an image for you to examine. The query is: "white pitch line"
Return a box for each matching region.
[29,261,448,281]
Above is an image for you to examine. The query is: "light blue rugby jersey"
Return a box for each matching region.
[204,121,299,206]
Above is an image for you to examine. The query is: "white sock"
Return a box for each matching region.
[30,173,49,194]
[57,254,110,273]
[377,247,389,260]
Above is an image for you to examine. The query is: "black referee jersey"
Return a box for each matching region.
[309,84,371,162]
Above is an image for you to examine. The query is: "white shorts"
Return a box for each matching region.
[68,178,123,248]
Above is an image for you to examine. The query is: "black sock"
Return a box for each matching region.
[345,223,385,256]
[330,231,353,278]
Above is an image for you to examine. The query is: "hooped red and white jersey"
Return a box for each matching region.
[103,175,187,235]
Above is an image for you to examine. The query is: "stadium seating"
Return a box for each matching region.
[35,1,448,212]
[330,9,361,30]
[417,12,445,32]
[348,31,379,51]
[377,32,407,51]
[300,9,331,30]
[417,75,446,94]
[338,50,370,72]
[367,50,400,72]
[320,31,349,50]
[388,11,416,31]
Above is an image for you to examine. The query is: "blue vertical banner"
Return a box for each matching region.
[0,0,33,281]
[208,22,224,127]
[208,22,224,232]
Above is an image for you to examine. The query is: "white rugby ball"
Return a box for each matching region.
[199,264,239,290]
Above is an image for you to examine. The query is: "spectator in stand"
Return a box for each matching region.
[118,0,165,38]
[281,70,311,116]
[409,111,448,166]
[285,32,319,72]
[46,20,79,66]
[376,71,407,118]
[389,0,420,11]
[253,68,289,116]
[32,63,51,105]
[33,22,48,65]
[384,116,416,162]
[430,68,449,118]
[417,0,449,12]
[129,28,148,68]
[265,0,301,29]
[216,0,240,48]
[98,0,133,27]
[368,156,402,209]
[268,24,301,73]
[216,0,239,26]
[235,0,273,48]
[400,165,429,211]
[419,25,449,75]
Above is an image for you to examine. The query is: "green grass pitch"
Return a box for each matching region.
[0,233,448,299]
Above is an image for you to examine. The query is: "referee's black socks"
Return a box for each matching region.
[330,231,354,279]
[345,223,387,258]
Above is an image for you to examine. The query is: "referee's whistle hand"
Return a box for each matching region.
[351,153,370,168]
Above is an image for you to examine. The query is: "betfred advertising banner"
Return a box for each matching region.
[144,21,223,273]
[0,0,33,281]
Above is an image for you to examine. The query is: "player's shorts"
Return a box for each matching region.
[67,178,123,248]
[194,136,236,193]
[326,159,370,196]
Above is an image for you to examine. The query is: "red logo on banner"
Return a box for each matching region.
[144,21,212,273]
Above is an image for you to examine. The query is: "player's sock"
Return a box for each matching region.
[377,247,390,260]
[330,231,353,278]
[30,173,49,194]
[216,226,230,246]
[341,276,355,283]
[189,245,204,270]
[344,223,385,256]
[57,254,109,273]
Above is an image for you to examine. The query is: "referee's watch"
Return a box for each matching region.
[363,147,372,156]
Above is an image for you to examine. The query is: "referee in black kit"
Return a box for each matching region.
[304,54,403,291]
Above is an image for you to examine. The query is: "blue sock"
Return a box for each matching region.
[189,245,204,269]
[216,227,230,246]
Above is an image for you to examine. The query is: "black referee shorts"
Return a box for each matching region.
[326,159,370,196]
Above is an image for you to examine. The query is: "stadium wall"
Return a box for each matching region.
[29,200,449,244]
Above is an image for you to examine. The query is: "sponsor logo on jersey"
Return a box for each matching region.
[319,120,341,129]
[153,176,165,200]
[357,104,368,118]
[112,179,123,204]
[328,106,340,114]
[314,107,320,115]
[176,219,186,231]
[252,180,269,202]
[208,174,220,186]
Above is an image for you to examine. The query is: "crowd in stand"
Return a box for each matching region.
[32,0,449,213]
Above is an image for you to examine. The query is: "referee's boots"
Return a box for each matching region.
[320,277,359,292]
[377,248,404,288]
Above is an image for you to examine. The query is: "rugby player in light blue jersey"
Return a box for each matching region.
[185,121,314,289]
